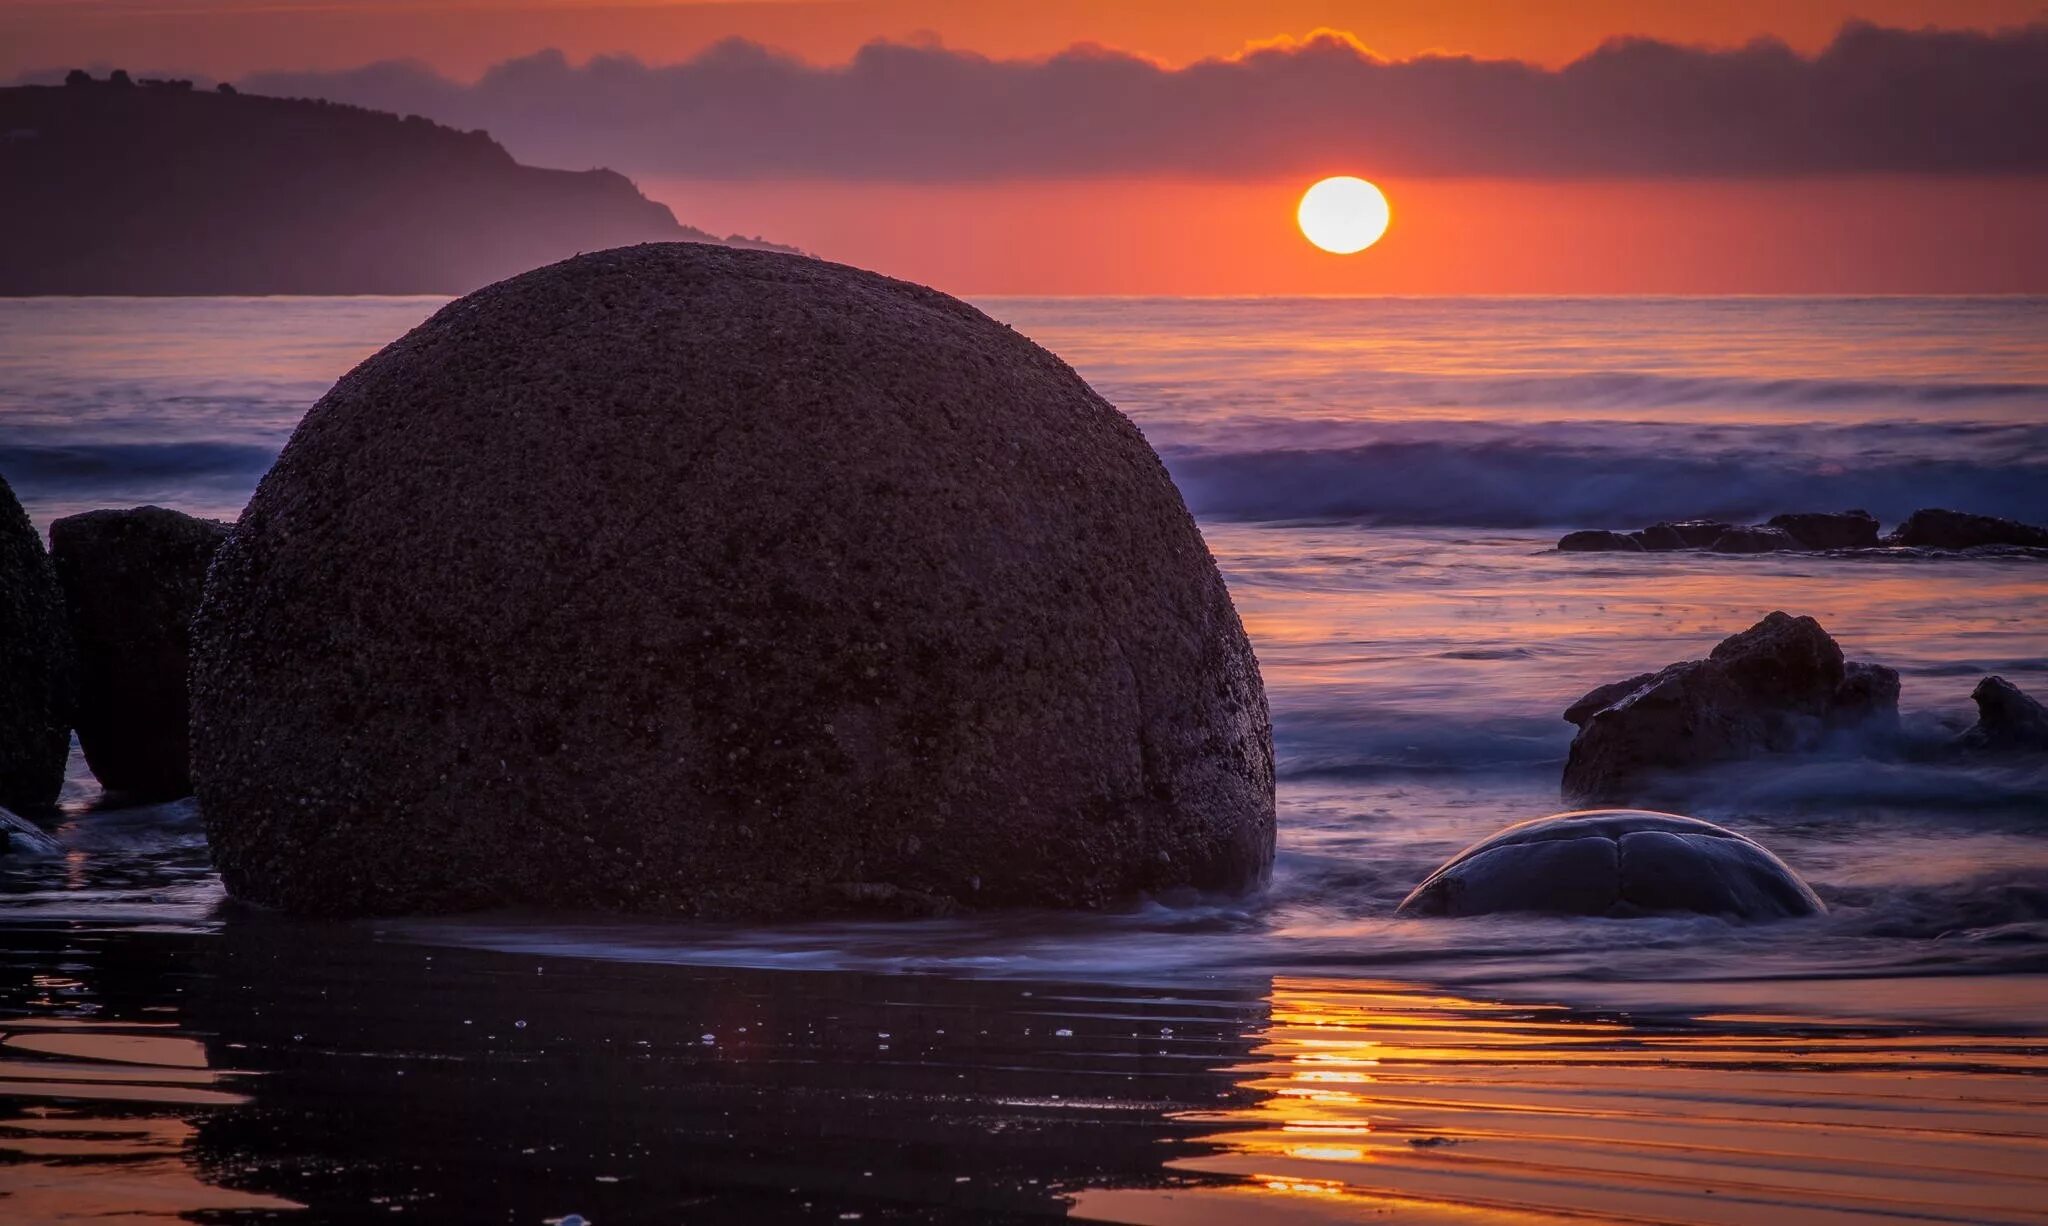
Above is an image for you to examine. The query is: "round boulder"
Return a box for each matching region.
[1396,810,1823,920]
[191,243,1274,917]
[51,506,230,800]
[0,472,73,812]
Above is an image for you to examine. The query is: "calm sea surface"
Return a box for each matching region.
[1,295,2044,1222]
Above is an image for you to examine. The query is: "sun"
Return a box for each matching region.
[1297,177,1391,254]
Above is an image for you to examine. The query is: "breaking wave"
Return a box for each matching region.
[1166,438,2048,527]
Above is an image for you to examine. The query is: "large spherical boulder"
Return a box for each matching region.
[50,506,230,800]
[192,243,1274,917]
[0,473,73,812]
[1396,810,1823,920]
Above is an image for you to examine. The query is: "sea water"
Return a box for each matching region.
[2,294,2042,1001]
[1,296,2044,1221]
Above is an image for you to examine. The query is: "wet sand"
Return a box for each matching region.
[3,921,2043,1224]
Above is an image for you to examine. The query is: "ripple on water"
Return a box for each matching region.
[2,928,2045,1224]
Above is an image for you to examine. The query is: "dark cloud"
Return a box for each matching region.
[235,22,2048,180]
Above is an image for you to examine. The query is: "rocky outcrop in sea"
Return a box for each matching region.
[1554,508,2048,555]
[1562,612,1899,804]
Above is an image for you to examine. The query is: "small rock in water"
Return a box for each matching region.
[1955,676,2048,753]
[1396,809,1824,921]
[1833,661,1902,733]
[1561,611,1898,804]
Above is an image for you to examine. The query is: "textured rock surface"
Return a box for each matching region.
[1887,508,2048,550]
[1563,673,1655,728]
[1709,525,1798,553]
[192,242,1275,917]
[1639,520,1734,550]
[0,473,73,812]
[50,507,230,799]
[1956,676,2048,753]
[1397,809,1824,920]
[1557,529,1644,553]
[1767,510,1879,550]
[1834,661,1903,732]
[1561,612,1898,804]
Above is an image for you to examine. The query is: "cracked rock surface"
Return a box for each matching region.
[1397,810,1823,920]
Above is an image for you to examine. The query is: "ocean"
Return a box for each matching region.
[2,294,2045,1222]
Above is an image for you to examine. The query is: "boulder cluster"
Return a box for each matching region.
[0,478,227,812]
[7,246,1276,914]
[1562,612,1897,804]
[1957,676,2048,754]
[1557,508,2048,554]
[1562,612,2046,803]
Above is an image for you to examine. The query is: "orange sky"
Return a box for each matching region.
[8,0,2046,293]
[653,175,2048,296]
[5,0,2043,78]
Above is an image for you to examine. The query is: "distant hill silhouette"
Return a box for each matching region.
[0,73,795,295]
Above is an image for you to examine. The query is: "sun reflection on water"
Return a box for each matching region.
[0,1020,299,1224]
[1074,974,2048,1225]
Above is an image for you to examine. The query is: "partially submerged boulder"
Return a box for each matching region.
[1709,525,1798,554]
[1562,612,1898,804]
[1767,510,1879,551]
[1888,509,2048,550]
[1396,810,1823,920]
[0,806,62,857]
[191,243,1275,918]
[0,473,73,812]
[1955,677,2048,753]
[1557,529,1644,553]
[50,507,230,800]
[1834,661,1903,732]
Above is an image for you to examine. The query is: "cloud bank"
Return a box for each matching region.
[236,22,2048,180]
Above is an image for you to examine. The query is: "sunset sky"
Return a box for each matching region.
[8,0,2046,294]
